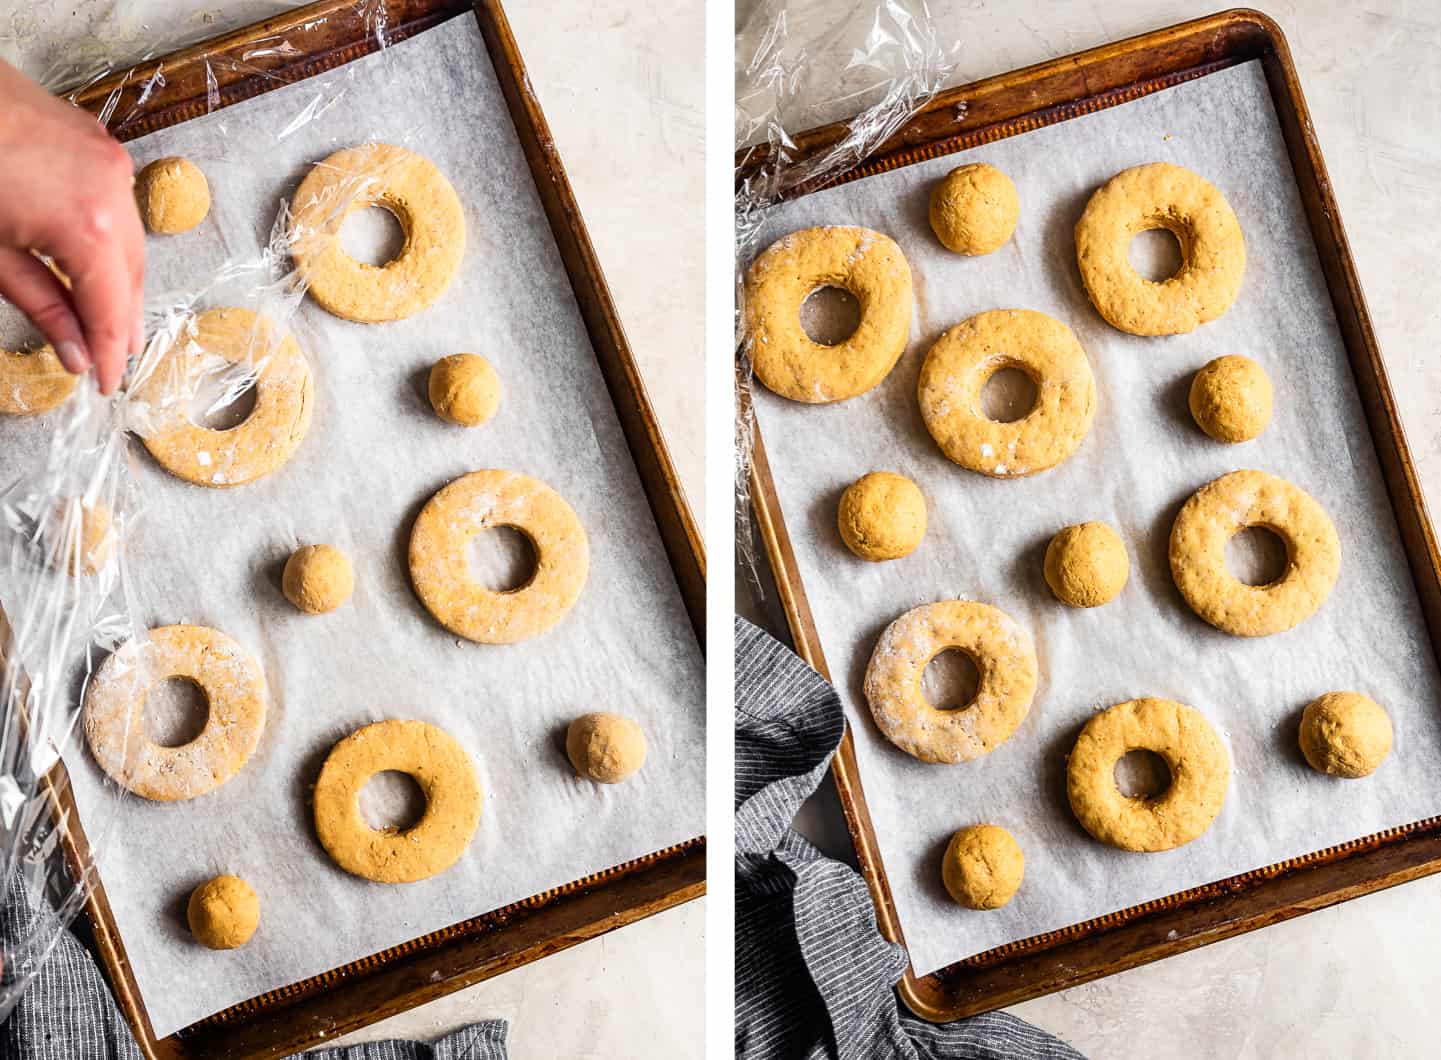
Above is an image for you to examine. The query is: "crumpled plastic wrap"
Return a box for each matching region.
[734,0,956,596]
[0,0,418,1020]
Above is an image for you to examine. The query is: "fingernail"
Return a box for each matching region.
[56,340,89,375]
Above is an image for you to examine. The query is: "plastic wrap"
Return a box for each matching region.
[0,1,413,1020]
[734,0,955,595]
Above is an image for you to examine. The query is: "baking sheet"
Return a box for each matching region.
[0,14,703,1036]
[748,60,1441,978]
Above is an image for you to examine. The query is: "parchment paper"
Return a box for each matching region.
[748,60,1441,978]
[0,15,703,1036]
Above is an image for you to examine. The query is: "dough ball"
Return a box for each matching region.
[941,824,1024,910]
[928,163,1019,255]
[51,499,115,577]
[187,874,259,950]
[136,157,210,235]
[428,353,500,427]
[1299,691,1392,778]
[838,471,927,562]
[1189,354,1272,443]
[566,712,646,784]
[282,544,354,614]
[1044,521,1128,607]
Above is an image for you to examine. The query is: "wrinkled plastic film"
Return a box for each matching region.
[733,0,955,599]
[0,2,413,1019]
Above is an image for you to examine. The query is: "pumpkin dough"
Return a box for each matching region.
[1075,162,1245,336]
[837,471,926,561]
[187,875,259,950]
[1299,691,1393,778]
[428,353,500,427]
[49,498,116,577]
[942,824,1024,909]
[744,226,913,403]
[313,719,482,883]
[409,469,588,644]
[918,308,1096,477]
[0,345,78,415]
[283,544,353,614]
[864,600,1038,765]
[1044,521,1128,607]
[566,712,647,784]
[1189,354,1272,443]
[1170,469,1341,637]
[84,625,267,801]
[136,157,210,235]
[928,163,1019,256]
[1067,697,1230,852]
[289,143,465,323]
[133,307,313,488]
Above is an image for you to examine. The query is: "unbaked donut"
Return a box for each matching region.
[1170,469,1341,637]
[313,719,482,883]
[1075,162,1245,336]
[863,600,1038,764]
[84,624,267,801]
[289,143,465,323]
[1067,697,1229,852]
[133,307,313,488]
[744,226,913,403]
[917,309,1096,477]
[0,346,78,415]
[409,469,589,644]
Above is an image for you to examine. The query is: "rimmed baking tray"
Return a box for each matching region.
[738,7,1441,1023]
[18,2,706,1056]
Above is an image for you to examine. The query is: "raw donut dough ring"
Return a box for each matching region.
[1067,697,1230,852]
[744,226,913,403]
[409,469,589,644]
[84,625,267,802]
[1,346,78,415]
[917,308,1096,477]
[863,600,1038,764]
[290,143,465,323]
[134,307,313,488]
[1075,162,1245,336]
[314,719,482,883]
[1170,469,1341,637]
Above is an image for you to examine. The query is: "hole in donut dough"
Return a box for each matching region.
[799,285,861,347]
[339,204,406,266]
[981,366,1038,423]
[468,525,538,593]
[1226,525,1288,586]
[1128,227,1184,282]
[144,677,209,748]
[359,770,427,832]
[922,649,980,711]
[190,372,258,431]
[1114,749,1172,799]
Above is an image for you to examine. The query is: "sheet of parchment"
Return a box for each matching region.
[748,60,1441,978]
[0,15,703,1036]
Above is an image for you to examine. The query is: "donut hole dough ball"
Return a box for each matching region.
[1189,354,1272,443]
[187,875,259,950]
[941,824,1024,910]
[429,353,500,427]
[566,712,647,784]
[1299,691,1393,778]
[0,346,79,415]
[838,472,926,561]
[50,498,116,577]
[136,157,211,235]
[929,163,1020,256]
[1044,521,1128,607]
[283,544,354,614]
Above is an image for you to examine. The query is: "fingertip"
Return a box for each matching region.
[55,340,90,376]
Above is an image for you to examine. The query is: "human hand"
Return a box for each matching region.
[0,59,144,396]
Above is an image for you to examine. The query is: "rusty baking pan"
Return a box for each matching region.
[16,1,706,1056]
[739,7,1441,1022]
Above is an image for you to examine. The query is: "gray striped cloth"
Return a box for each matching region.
[735,617,1083,1060]
[0,874,507,1059]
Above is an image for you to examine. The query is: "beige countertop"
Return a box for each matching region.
[739,1,1441,1057]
